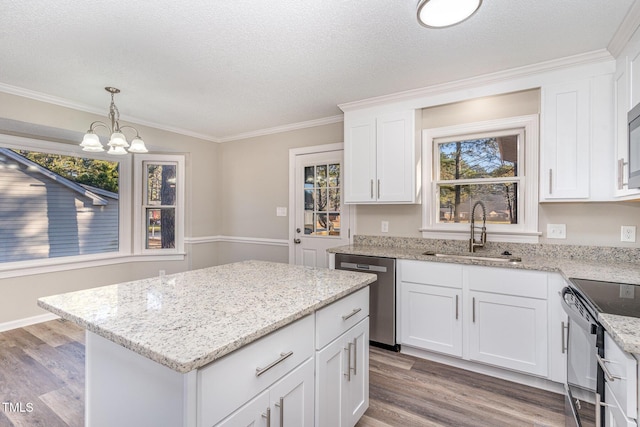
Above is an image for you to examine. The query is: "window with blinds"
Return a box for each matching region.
[0,147,120,263]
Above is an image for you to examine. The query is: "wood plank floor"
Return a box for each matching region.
[0,320,564,426]
[357,346,565,427]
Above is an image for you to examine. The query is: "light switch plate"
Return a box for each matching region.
[276,207,287,217]
[547,224,566,239]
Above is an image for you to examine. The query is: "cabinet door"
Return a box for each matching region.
[376,110,416,202]
[316,332,347,427]
[468,291,548,376]
[344,318,369,427]
[399,282,462,357]
[316,318,369,427]
[344,117,377,203]
[216,390,269,427]
[269,358,314,427]
[541,79,591,199]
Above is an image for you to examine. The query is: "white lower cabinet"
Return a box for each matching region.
[603,332,638,427]
[217,358,315,427]
[316,316,369,427]
[398,260,551,378]
[400,282,462,357]
[468,290,548,376]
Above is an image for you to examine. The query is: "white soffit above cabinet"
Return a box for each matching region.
[0,0,636,142]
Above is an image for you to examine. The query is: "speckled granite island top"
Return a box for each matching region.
[37,260,376,374]
[330,236,640,356]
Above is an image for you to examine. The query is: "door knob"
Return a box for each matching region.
[296,228,301,233]
[294,238,301,244]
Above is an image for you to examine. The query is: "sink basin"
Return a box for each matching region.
[421,251,522,264]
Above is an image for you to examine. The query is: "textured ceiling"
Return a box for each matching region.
[0,0,636,141]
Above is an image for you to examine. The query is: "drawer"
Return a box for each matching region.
[466,266,547,299]
[603,333,637,420]
[399,260,462,288]
[316,287,369,349]
[198,314,314,427]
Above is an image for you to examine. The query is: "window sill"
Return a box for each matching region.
[419,228,541,244]
[0,253,186,280]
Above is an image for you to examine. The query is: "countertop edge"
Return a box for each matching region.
[38,276,374,373]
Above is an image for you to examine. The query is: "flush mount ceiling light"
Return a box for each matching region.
[80,87,148,155]
[417,0,482,28]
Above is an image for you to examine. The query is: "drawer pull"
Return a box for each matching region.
[255,351,293,377]
[596,354,621,382]
[342,308,362,321]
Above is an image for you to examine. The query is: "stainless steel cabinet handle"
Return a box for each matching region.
[344,342,353,381]
[377,179,380,199]
[596,354,620,382]
[274,397,284,427]
[370,179,374,199]
[472,297,476,323]
[342,307,362,321]
[561,321,568,354]
[255,351,293,377]
[262,407,271,427]
[618,158,625,190]
[549,169,553,194]
[455,295,459,320]
[352,338,357,376]
[594,393,613,427]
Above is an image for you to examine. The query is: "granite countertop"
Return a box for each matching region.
[330,239,640,356]
[38,260,376,373]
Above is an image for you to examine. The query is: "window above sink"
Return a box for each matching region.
[420,114,541,243]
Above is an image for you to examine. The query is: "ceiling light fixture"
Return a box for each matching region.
[80,87,148,155]
[416,0,482,28]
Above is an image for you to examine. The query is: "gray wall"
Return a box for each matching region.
[0,91,221,324]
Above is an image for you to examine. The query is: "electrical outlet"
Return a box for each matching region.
[621,225,636,242]
[381,221,389,233]
[547,224,566,239]
[620,284,635,299]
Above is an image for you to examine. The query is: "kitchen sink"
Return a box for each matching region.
[421,251,522,264]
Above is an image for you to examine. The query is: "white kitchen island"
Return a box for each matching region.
[38,260,375,427]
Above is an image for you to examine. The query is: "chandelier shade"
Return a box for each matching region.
[417,0,482,28]
[80,87,148,155]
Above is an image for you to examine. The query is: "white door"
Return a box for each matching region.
[293,149,350,268]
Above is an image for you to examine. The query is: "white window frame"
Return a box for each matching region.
[133,154,185,256]
[420,114,540,243]
[0,133,185,279]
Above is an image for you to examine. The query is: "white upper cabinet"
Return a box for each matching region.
[344,109,420,204]
[540,74,615,201]
[613,29,640,199]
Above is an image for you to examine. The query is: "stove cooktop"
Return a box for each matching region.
[570,278,640,318]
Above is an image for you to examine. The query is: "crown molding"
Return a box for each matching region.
[217,114,344,143]
[338,49,614,112]
[0,82,220,143]
[608,1,640,58]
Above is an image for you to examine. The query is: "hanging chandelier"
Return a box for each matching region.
[80,87,148,155]
[417,0,482,28]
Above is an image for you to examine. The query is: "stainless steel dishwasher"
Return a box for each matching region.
[335,253,398,351]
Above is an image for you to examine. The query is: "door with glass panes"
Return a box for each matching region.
[294,150,350,268]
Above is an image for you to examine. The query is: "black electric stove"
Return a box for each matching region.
[569,278,640,318]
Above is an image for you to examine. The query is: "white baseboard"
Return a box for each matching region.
[0,312,59,332]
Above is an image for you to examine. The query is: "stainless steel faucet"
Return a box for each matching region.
[469,201,487,253]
